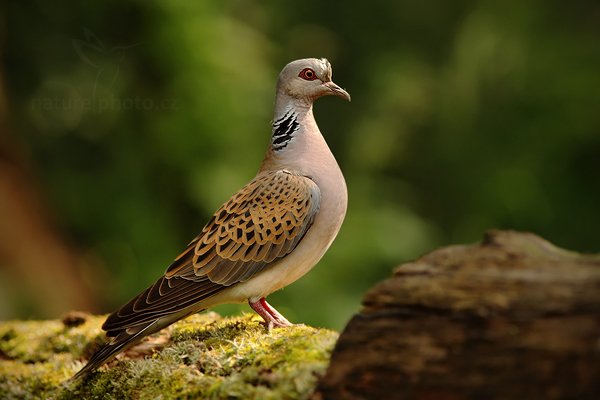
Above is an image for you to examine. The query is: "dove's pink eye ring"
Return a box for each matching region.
[298,68,317,80]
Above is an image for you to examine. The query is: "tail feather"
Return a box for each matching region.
[71,321,158,381]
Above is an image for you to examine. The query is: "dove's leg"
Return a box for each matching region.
[249,297,293,329]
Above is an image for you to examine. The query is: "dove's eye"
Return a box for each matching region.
[299,68,317,81]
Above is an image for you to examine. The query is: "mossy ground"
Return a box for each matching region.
[0,312,339,399]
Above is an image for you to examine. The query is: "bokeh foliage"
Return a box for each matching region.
[1,1,599,328]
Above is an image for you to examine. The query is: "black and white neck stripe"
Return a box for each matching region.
[272,110,299,151]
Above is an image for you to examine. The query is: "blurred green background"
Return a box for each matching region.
[0,1,598,329]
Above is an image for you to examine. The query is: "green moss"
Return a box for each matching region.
[0,312,338,399]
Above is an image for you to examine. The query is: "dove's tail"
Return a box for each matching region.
[70,320,159,381]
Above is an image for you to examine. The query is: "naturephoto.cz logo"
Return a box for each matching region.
[30,28,178,114]
[31,96,178,112]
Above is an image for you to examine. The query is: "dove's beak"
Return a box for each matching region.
[323,81,351,102]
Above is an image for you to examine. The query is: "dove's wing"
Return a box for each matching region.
[102,169,320,334]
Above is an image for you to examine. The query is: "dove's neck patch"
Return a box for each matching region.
[272,110,299,151]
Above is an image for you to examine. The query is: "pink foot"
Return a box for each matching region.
[249,298,293,329]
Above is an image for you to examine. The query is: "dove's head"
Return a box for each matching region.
[277,58,351,103]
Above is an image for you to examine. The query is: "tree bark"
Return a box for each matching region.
[315,230,600,400]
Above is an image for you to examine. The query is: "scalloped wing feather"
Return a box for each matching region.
[175,170,320,285]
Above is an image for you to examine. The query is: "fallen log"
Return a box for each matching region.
[315,230,600,400]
